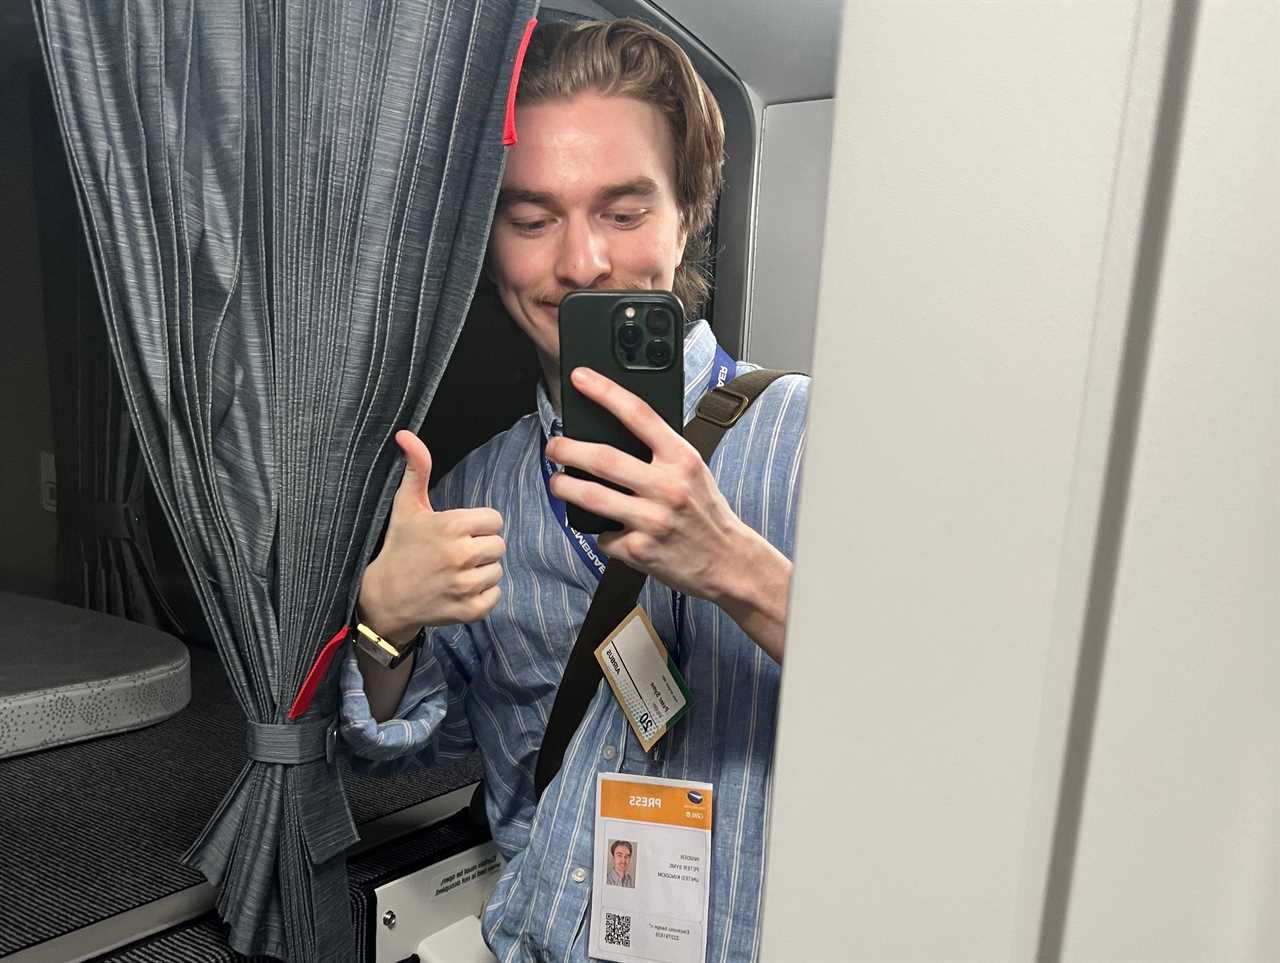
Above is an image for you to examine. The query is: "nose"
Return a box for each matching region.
[555,214,611,289]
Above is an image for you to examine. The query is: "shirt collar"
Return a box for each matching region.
[536,319,721,439]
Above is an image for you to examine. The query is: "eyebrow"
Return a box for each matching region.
[496,177,659,212]
[496,187,556,211]
[597,177,658,204]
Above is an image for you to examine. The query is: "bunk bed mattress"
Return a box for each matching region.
[0,592,190,760]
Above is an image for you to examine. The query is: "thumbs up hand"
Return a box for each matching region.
[358,430,506,644]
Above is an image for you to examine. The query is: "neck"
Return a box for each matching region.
[539,352,562,413]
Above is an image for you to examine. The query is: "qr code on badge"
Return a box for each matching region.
[605,911,632,948]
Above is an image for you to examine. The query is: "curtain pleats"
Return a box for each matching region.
[31,0,538,956]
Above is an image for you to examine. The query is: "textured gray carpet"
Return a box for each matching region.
[91,918,275,963]
[0,644,481,956]
[97,810,482,962]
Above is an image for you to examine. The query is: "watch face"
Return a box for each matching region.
[354,624,420,668]
[353,627,394,667]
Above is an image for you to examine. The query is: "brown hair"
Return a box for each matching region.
[515,19,725,316]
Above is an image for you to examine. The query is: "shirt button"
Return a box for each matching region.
[602,745,617,761]
[572,867,587,883]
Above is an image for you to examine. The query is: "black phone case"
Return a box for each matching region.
[558,290,684,534]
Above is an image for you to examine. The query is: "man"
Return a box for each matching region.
[606,840,635,889]
[341,18,809,962]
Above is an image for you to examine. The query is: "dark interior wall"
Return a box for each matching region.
[0,0,56,598]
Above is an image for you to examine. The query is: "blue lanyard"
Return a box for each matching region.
[539,439,608,583]
[540,344,737,655]
[710,344,735,391]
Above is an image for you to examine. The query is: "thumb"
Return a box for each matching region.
[392,429,434,512]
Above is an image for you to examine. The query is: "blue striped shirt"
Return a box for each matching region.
[341,321,809,962]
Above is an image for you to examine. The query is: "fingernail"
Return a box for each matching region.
[572,367,594,384]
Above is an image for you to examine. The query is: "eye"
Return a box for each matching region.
[504,207,555,235]
[606,210,647,229]
[511,217,550,235]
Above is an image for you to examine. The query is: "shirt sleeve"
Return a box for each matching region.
[338,462,483,774]
[339,620,481,775]
[774,374,810,558]
[737,372,810,559]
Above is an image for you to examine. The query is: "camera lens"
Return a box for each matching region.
[645,339,672,366]
[618,321,643,349]
[647,307,673,336]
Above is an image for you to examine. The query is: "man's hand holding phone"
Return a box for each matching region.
[546,368,791,662]
[358,430,506,646]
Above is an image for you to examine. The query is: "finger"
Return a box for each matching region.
[466,534,506,566]
[549,471,666,533]
[458,561,503,596]
[597,531,655,572]
[570,367,682,457]
[596,530,622,558]
[393,430,434,512]
[457,584,502,623]
[441,507,504,537]
[546,437,653,492]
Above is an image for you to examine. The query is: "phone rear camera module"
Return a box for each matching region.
[618,321,643,350]
[646,307,673,336]
[645,339,672,366]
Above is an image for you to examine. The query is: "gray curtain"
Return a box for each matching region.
[31,0,538,958]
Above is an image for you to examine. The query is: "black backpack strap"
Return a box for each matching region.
[530,368,800,801]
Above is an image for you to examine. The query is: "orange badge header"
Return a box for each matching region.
[599,778,713,830]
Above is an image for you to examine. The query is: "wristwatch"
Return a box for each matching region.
[351,621,423,670]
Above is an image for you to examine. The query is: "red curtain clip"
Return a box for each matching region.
[288,625,351,719]
[503,18,538,146]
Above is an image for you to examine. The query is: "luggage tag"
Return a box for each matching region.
[590,772,714,963]
[594,606,691,751]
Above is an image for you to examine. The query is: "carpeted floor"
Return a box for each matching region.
[0,644,481,956]
[96,810,483,962]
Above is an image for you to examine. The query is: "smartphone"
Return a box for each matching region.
[558,289,685,534]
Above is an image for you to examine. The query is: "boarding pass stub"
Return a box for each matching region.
[594,606,690,751]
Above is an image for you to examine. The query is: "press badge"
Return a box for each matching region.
[590,772,714,963]
[595,606,690,751]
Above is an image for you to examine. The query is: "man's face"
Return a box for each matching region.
[488,91,688,381]
[612,843,631,876]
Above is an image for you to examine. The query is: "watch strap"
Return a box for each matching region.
[352,621,422,670]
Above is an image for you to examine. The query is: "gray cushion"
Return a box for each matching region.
[0,592,190,759]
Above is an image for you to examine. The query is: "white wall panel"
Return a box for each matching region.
[761,1,1149,958]
[763,0,1279,958]
[652,0,841,103]
[746,99,833,372]
[1061,1,1280,958]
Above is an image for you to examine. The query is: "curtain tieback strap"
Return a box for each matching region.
[246,715,337,765]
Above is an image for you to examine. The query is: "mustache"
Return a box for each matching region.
[534,280,650,307]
